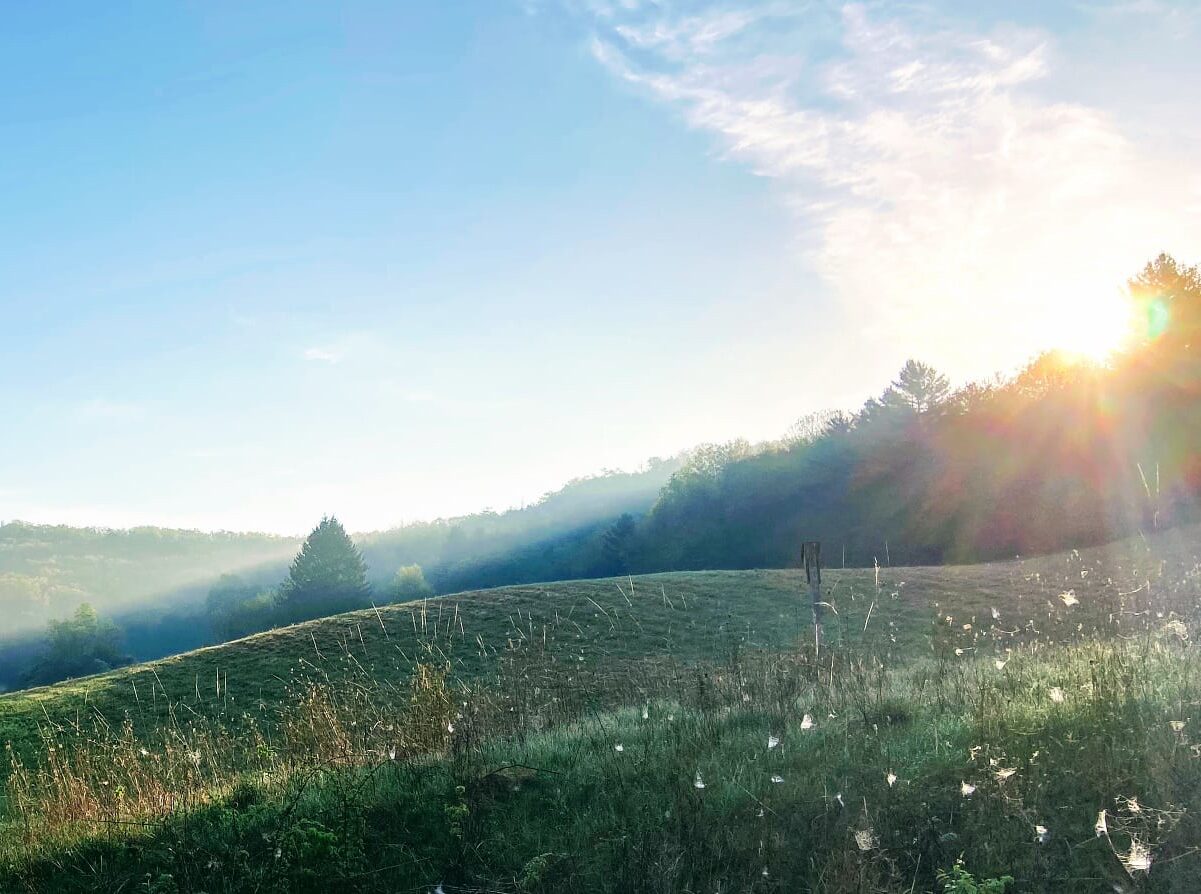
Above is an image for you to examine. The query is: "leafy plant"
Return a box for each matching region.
[937,860,1015,894]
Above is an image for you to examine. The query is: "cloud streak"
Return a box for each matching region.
[303,346,343,364]
[579,1,1201,379]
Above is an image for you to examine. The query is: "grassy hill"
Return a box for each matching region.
[3,523,1193,770]
[2,525,1198,892]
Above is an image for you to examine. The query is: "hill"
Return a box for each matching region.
[3,521,1192,774]
[3,523,1199,891]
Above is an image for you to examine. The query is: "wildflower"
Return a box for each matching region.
[994,767,1016,781]
[991,607,1000,620]
[1060,591,1079,607]
[1049,687,1065,704]
[995,658,1008,670]
[800,713,814,731]
[770,774,784,784]
[447,722,455,733]
[1035,825,1050,844]
[834,792,845,807]
[694,771,705,790]
[886,772,897,787]
[767,734,780,750]
[854,829,878,851]
[960,782,976,797]
[614,744,624,753]
[388,746,396,761]
[642,704,649,721]
[139,748,149,758]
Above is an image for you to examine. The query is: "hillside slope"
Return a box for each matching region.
[3,522,1195,770]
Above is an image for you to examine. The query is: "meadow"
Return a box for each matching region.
[1,524,1199,892]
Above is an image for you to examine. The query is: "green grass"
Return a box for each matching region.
[4,636,1198,892]
[4,523,1192,768]
[2,524,1199,892]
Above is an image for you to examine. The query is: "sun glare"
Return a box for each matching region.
[1043,287,1132,363]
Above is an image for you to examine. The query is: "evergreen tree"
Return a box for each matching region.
[1129,252,1201,362]
[601,513,637,574]
[278,516,371,622]
[880,359,951,415]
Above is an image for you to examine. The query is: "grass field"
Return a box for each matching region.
[2,524,1199,892]
[3,524,1191,765]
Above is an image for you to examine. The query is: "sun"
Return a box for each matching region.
[1043,287,1132,363]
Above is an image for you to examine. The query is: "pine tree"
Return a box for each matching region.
[880,359,951,415]
[278,516,371,622]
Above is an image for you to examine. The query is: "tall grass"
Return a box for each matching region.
[2,531,1200,892]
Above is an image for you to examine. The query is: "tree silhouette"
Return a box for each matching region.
[881,360,952,415]
[390,563,433,602]
[601,513,637,574]
[1129,252,1201,359]
[278,516,371,623]
[27,603,130,685]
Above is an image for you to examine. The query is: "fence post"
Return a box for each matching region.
[803,541,822,647]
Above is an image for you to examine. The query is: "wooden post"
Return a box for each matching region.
[803,541,822,646]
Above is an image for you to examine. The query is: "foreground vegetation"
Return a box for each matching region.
[2,522,1199,891]
[6,519,1195,772]
[3,634,1198,891]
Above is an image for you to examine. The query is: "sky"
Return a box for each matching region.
[2,1,1200,535]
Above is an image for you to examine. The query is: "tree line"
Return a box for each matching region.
[419,253,1200,580]
[602,253,1200,572]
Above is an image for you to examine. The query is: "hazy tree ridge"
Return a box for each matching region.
[0,460,684,688]
[0,525,299,637]
[622,255,1201,571]
[0,461,682,625]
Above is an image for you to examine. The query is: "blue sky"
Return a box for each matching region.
[2,1,1200,533]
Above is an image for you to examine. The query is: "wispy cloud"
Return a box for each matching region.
[300,331,388,366]
[578,1,1201,378]
[303,346,343,364]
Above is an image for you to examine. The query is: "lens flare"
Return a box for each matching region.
[1043,287,1132,362]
